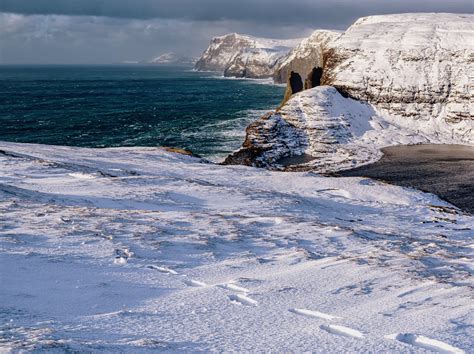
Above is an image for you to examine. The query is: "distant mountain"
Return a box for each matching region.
[195,33,302,78]
[150,52,197,65]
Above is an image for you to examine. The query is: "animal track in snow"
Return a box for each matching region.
[146,265,178,275]
[289,308,340,320]
[386,333,465,353]
[228,294,258,307]
[320,324,364,339]
[218,283,249,293]
[184,279,207,287]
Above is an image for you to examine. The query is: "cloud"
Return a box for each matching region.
[1,0,473,26]
[0,1,472,64]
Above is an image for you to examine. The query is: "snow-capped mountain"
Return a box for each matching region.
[150,52,197,65]
[226,13,474,171]
[195,33,301,78]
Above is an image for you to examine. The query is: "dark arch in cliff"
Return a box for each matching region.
[306,67,323,89]
[289,71,304,95]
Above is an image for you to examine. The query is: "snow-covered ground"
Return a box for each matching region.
[0,142,473,352]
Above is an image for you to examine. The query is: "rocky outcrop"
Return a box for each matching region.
[225,85,473,172]
[224,87,382,171]
[195,34,255,72]
[225,13,474,172]
[195,33,300,78]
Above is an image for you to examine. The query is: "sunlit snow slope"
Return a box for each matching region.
[1,142,472,352]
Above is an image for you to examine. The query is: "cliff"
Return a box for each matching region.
[150,52,197,65]
[326,13,474,125]
[225,13,474,172]
[195,33,301,78]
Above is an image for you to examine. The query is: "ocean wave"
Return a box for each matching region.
[206,74,285,87]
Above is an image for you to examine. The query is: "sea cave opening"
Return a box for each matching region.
[306,67,323,89]
[289,71,304,95]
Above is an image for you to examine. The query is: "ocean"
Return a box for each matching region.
[0,65,285,160]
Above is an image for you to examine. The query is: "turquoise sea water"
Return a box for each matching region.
[0,65,284,159]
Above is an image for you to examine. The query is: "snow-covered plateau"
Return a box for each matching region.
[327,13,474,125]
[1,142,473,352]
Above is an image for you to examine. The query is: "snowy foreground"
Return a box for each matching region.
[0,142,473,352]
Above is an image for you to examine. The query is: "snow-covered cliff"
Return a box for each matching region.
[195,33,300,78]
[150,52,197,65]
[327,13,474,125]
[226,13,474,171]
[225,86,472,171]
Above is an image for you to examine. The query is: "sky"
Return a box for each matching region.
[0,0,472,64]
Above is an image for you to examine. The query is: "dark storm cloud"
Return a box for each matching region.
[1,0,472,64]
[1,0,473,28]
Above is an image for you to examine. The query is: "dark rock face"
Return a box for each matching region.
[223,112,305,167]
[306,67,323,89]
[289,72,304,95]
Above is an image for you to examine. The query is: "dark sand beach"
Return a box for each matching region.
[339,144,474,213]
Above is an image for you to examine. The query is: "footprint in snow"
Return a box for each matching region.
[320,324,364,339]
[218,283,249,293]
[184,279,207,287]
[289,308,340,321]
[146,265,178,275]
[386,333,465,354]
[228,294,258,307]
